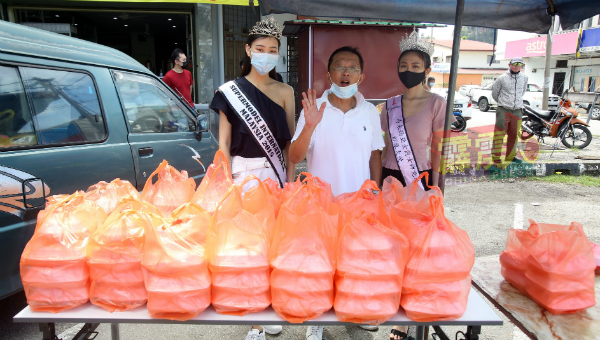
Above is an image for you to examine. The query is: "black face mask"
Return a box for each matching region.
[398,70,426,89]
[181,61,189,68]
[510,69,520,75]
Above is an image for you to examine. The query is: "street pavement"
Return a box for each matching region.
[2,178,599,340]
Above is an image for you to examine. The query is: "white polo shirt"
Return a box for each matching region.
[292,89,385,196]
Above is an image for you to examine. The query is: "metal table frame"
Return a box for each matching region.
[15,288,502,340]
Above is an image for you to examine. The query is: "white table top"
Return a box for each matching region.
[14,288,502,326]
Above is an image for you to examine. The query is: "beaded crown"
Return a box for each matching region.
[249,17,282,40]
[398,28,434,56]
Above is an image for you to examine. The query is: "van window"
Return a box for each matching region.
[113,71,195,134]
[0,66,37,148]
[20,67,106,145]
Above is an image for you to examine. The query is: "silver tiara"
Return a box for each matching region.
[249,17,282,40]
[398,28,434,56]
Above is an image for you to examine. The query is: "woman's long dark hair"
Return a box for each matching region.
[397,49,432,85]
[240,34,281,80]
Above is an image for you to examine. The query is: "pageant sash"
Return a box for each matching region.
[387,95,423,189]
[219,80,287,187]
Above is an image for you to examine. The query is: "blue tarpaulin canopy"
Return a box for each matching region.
[259,0,598,34]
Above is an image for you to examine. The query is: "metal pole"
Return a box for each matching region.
[439,0,465,194]
[217,4,225,84]
[542,17,554,110]
[111,323,120,340]
[416,325,426,340]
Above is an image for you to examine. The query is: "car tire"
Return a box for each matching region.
[478,98,489,112]
[590,106,600,120]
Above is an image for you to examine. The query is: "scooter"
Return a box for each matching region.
[451,111,467,132]
[521,91,592,149]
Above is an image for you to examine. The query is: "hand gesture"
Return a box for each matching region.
[302,89,326,129]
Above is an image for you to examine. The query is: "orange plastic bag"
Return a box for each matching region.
[337,179,387,227]
[500,220,596,314]
[592,242,600,275]
[142,160,196,217]
[334,214,409,325]
[20,192,107,312]
[87,210,163,312]
[170,203,213,247]
[270,173,340,323]
[241,175,281,243]
[110,195,161,217]
[142,217,211,321]
[192,150,233,214]
[85,179,141,214]
[387,175,475,322]
[206,185,270,316]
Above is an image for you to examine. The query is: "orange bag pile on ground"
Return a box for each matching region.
[192,151,233,214]
[142,160,196,217]
[334,213,409,325]
[270,174,340,323]
[337,180,387,226]
[84,179,141,214]
[500,220,596,314]
[241,175,281,243]
[20,193,107,312]
[142,218,211,321]
[171,203,213,247]
[87,210,162,312]
[387,175,475,322]
[206,185,270,315]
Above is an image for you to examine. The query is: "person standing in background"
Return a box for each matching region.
[423,76,436,91]
[163,48,194,107]
[491,57,527,165]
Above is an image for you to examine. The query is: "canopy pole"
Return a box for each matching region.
[439,0,465,194]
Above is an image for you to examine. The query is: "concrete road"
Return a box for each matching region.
[2,180,599,340]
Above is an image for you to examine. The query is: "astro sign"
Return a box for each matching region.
[505,32,578,58]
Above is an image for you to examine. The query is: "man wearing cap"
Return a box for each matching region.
[491,57,528,165]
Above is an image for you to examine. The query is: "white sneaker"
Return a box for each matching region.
[306,326,324,340]
[262,325,283,335]
[245,328,265,340]
[358,324,379,331]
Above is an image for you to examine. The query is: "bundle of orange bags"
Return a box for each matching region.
[142,216,211,321]
[270,174,340,323]
[142,160,196,217]
[500,220,596,314]
[87,209,163,312]
[192,151,234,214]
[84,179,141,214]
[206,182,272,315]
[386,175,475,322]
[20,192,107,312]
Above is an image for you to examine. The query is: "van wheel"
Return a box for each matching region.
[478,98,489,112]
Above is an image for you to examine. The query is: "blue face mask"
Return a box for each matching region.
[429,82,435,87]
[250,52,279,75]
[329,74,359,99]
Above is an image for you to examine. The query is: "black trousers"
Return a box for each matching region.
[381,167,433,191]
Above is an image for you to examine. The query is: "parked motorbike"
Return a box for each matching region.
[451,111,467,132]
[521,93,592,149]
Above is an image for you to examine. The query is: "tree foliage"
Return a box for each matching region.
[460,26,495,44]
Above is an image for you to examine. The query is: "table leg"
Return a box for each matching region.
[39,323,56,340]
[415,325,425,340]
[464,326,481,340]
[111,323,120,340]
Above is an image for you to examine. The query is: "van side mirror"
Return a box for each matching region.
[196,113,208,132]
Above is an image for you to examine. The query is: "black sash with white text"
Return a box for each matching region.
[218,80,287,187]
[387,95,424,189]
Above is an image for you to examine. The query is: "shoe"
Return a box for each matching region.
[359,325,379,331]
[245,328,265,340]
[306,326,324,340]
[262,325,283,335]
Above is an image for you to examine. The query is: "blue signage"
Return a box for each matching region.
[580,27,600,52]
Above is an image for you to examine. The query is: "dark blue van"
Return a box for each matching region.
[0,20,218,299]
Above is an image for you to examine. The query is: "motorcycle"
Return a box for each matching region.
[451,111,467,132]
[521,92,592,149]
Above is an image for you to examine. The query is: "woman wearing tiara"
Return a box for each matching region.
[209,17,294,340]
[211,17,295,193]
[380,30,446,196]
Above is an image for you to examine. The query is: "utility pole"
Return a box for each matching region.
[542,16,555,110]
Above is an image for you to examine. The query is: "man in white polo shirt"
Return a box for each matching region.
[290,46,384,196]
